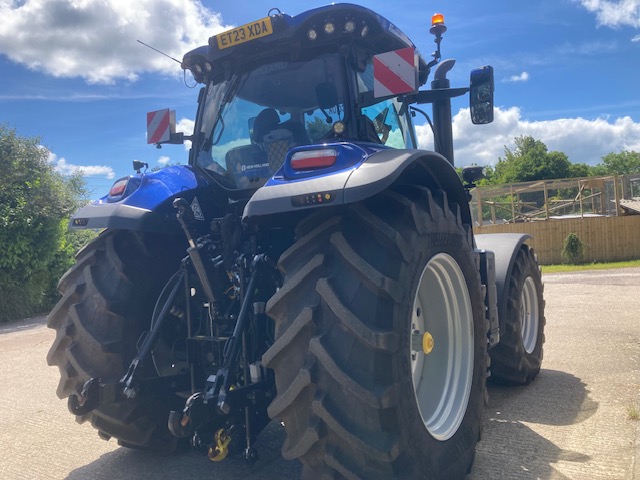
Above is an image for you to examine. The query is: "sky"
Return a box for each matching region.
[1,0,640,196]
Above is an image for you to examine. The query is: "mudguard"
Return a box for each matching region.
[475,233,532,336]
[242,147,471,226]
[69,165,217,234]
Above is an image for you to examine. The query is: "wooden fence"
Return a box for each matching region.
[474,216,640,265]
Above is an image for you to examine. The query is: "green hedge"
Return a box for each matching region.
[0,125,94,322]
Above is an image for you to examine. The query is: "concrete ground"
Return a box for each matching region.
[0,268,638,479]
[470,268,640,480]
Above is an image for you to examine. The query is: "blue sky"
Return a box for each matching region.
[1,0,640,196]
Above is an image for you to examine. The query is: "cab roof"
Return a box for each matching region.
[182,3,430,86]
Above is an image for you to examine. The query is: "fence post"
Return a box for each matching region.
[578,180,584,218]
[543,181,550,220]
[613,175,620,216]
[510,185,515,222]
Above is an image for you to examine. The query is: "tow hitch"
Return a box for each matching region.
[67,377,102,416]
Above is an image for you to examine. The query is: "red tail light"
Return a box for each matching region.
[109,178,128,197]
[291,149,337,170]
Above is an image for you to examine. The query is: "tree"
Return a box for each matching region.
[569,162,592,178]
[305,117,329,142]
[0,125,92,322]
[592,150,640,176]
[493,136,573,184]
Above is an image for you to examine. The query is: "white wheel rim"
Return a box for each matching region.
[410,253,474,441]
[520,276,539,354]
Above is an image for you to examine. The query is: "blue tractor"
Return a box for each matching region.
[47,5,545,478]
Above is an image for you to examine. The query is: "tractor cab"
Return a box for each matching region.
[179,4,434,193]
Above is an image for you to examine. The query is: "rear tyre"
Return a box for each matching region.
[489,246,545,385]
[47,230,184,451]
[264,187,487,479]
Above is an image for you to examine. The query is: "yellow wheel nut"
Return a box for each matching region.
[422,332,434,355]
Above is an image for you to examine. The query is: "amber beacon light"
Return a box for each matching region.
[430,13,447,35]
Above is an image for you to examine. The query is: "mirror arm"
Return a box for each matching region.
[155,132,192,149]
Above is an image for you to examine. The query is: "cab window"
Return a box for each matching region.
[356,61,415,148]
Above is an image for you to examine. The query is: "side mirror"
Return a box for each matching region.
[469,66,494,125]
[462,165,485,186]
[133,160,148,174]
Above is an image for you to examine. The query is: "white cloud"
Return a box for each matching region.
[577,0,640,28]
[177,117,195,135]
[504,72,529,83]
[157,155,171,165]
[632,34,640,41]
[48,152,116,179]
[416,106,640,166]
[177,117,195,150]
[0,0,231,84]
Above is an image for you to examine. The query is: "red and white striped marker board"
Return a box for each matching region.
[147,108,175,144]
[373,47,418,98]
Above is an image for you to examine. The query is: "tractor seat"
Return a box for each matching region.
[252,108,308,173]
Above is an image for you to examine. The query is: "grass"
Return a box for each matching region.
[541,259,640,274]
[627,406,639,421]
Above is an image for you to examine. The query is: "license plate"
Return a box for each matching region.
[215,17,273,50]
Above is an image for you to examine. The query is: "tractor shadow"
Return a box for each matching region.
[65,421,302,480]
[469,368,596,479]
[66,369,593,480]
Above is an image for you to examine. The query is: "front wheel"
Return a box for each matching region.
[489,246,545,385]
[47,230,184,450]
[263,187,487,479]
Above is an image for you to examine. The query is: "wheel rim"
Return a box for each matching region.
[410,253,474,441]
[519,276,539,354]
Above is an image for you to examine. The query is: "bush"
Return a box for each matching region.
[0,125,92,322]
[561,233,584,264]
[43,227,97,306]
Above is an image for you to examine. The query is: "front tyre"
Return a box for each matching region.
[46,230,184,450]
[489,246,545,385]
[263,187,487,479]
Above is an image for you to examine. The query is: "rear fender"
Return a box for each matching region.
[243,148,471,225]
[474,233,532,336]
[69,165,218,234]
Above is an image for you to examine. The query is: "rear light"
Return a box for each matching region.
[290,149,337,170]
[105,176,141,203]
[109,178,128,197]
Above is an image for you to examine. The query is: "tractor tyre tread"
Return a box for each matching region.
[47,230,183,452]
[265,186,487,479]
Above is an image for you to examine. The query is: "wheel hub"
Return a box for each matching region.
[412,331,435,355]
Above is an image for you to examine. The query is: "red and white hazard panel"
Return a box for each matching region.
[373,47,418,98]
[146,108,175,144]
